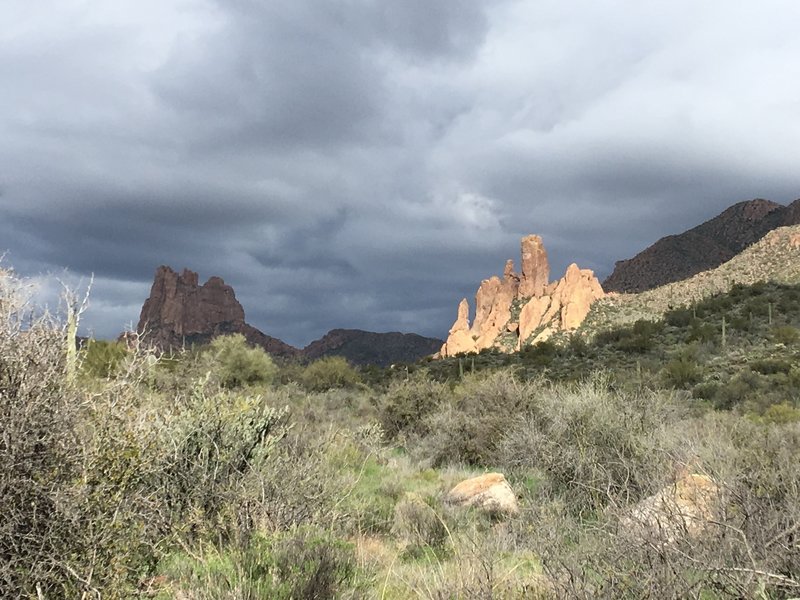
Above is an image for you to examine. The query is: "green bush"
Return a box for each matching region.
[157,383,290,537]
[662,347,703,388]
[299,356,362,391]
[378,373,451,439]
[665,307,692,327]
[206,334,277,388]
[80,339,128,378]
[419,371,533,467]
[771,325,799,345]
[751,358,792,375]
[760,402,800,424]
[520,340,558,366]
[713,373,760,410]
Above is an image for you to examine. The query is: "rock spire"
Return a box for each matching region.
[439,236,604,357]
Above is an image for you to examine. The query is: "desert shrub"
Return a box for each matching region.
[205,334,277,388]
[531,413,800,599]
[567,333,589,357]
[687,319,716,343]
[162,527,357,599]
[0,275,83,597]
[712,372,760,410]
[760,402,800,424]
[419,371,534,467]
[520,340,558,366]
[772,325,800,345]
[299,356,362,391]
[497,378,683,512]
[80,339,128,378]
[391,494,450,559]
[377,373,451,439]
[750,358,792,375]
[665,307,693,328]
[156,381,291,539]
[662,347,703,388]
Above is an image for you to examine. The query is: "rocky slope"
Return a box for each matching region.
[135,266,442,365]
[439,235,604,357]
[585,224,800,333]
[603,198,800,293]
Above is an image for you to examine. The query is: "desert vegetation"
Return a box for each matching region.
[2,269,800,598]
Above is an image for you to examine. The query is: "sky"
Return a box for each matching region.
[2,0,800,347]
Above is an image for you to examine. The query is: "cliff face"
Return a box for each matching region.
[136,266,298,358]
[439,235,604,357]
[603,198,800,293]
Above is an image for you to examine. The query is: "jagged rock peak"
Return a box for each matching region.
[439,236,604,357]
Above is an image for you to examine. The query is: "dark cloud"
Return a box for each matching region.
[2,0,800,346]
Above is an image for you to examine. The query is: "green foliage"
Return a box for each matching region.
[378,373,450,439]
[520,340,558,366]
[157,382,291,537]
[391,494,450,559]
[750,358,792,375]
[81,339,128,378]
[661,347,703,388]
[206,334,277,388]
[771,325,800,345]
[161,527,357,599]
[299,356,362,391]
[760,402,800,425]
[420,371,533,466]
[496,376,681,512]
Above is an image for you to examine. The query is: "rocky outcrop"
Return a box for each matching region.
[517,263,604,347]
[300,329,443,367]
[445,473,519,516]
[603,198,800,293]
[136,266,297,357]
[439,236,604,357]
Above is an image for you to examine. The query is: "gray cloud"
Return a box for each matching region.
[2,0,800,347]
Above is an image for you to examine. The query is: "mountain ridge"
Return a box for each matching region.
[133,265,442,365]
[603,198,800,293]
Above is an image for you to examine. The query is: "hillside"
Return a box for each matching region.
[585,224,800,332]
[301,329,442,367]
[603,198,800,292]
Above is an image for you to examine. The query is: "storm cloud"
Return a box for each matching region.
[2,0,800,345]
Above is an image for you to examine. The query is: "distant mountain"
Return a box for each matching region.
[603,198,800,293]
[301,329,443,367]
[133,266,441,366]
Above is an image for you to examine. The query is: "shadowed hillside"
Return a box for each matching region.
[604,198,800,292]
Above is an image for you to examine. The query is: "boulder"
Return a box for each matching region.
[445,473,519,516]
[623,472,721,543]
